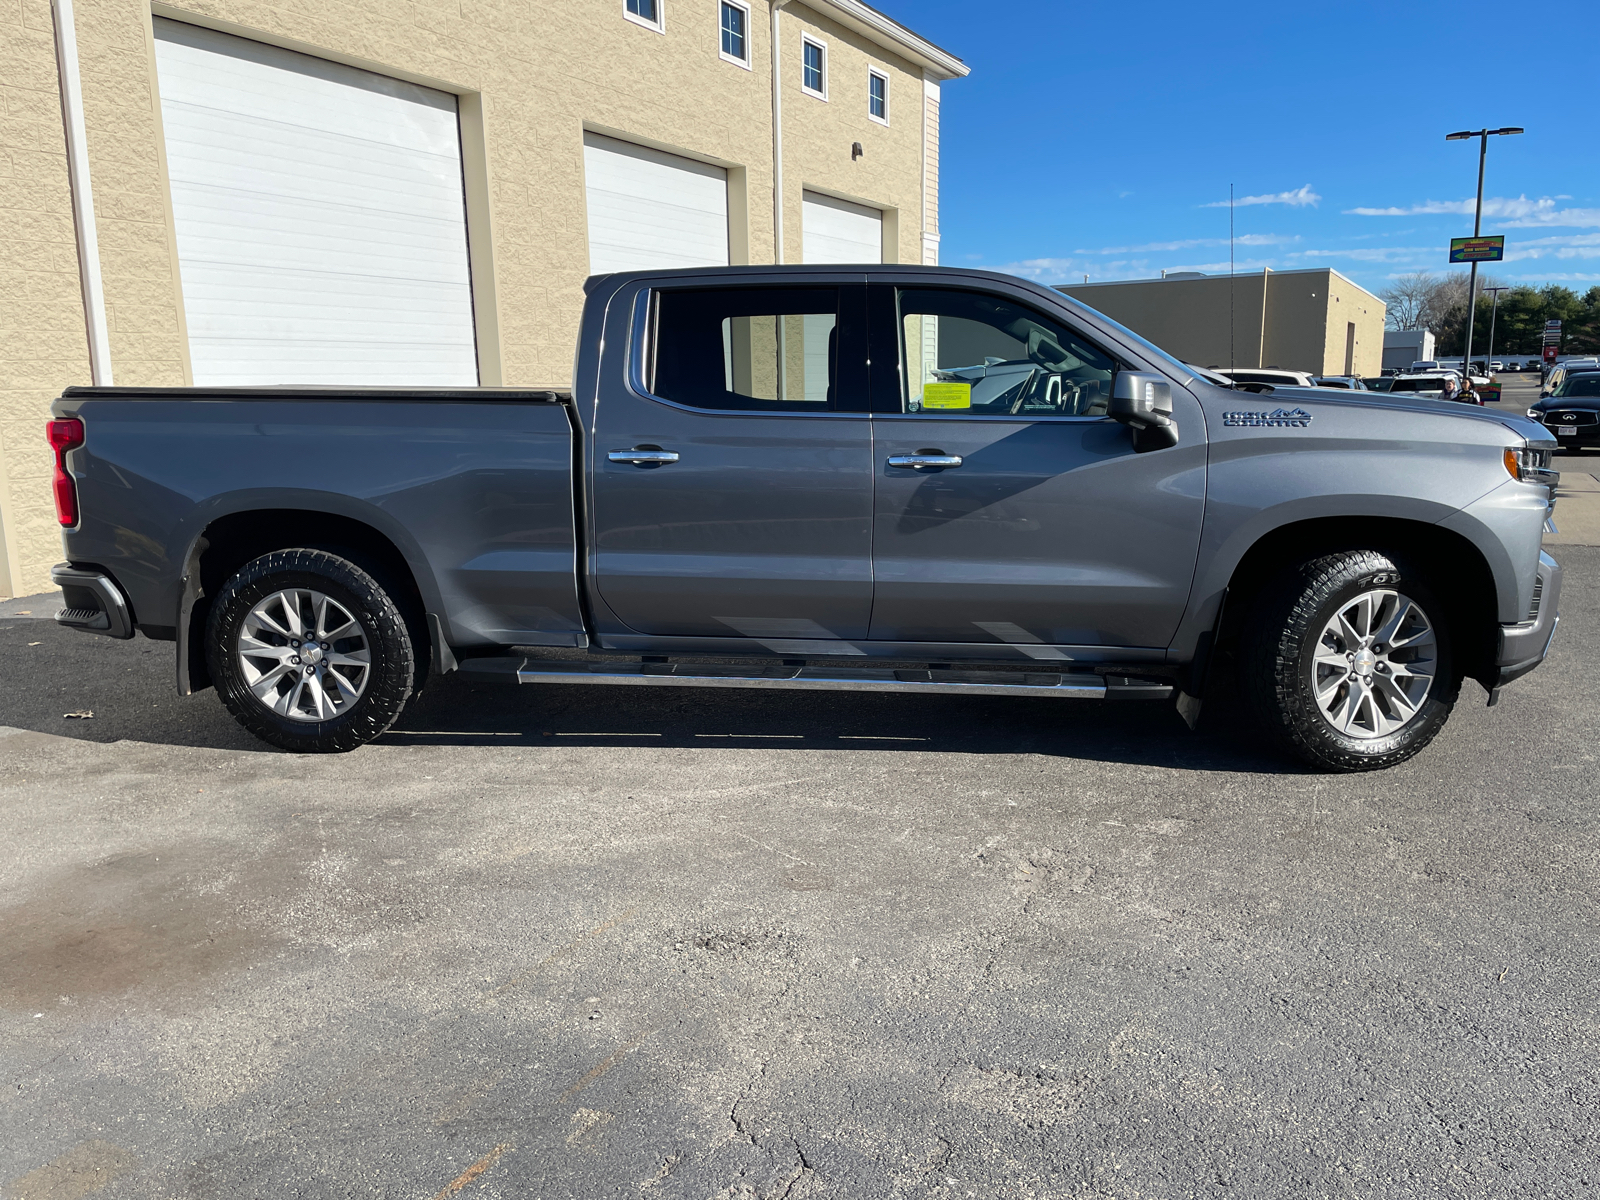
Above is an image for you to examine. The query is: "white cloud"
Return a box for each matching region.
[1297,246,1435,262]
[1343,195,1600,227]
[1499,208,1600,229]
[1202,185,1321,209]
[1075,234,1298,255]
[1509,272,1600,283]
[985,256,1283,284]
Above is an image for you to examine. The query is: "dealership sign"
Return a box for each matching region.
[1449,236,1505,263]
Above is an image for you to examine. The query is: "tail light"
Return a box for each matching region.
[47,417,85,527]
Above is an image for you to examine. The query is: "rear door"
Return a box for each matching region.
[865,282,1207,650]
[588,280,874,644]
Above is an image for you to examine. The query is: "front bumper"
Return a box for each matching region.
[1494,551,1561,688]
[51,563,135,639]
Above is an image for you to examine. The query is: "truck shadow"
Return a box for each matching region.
[0,624,1299,774]
[375,673,1301,775]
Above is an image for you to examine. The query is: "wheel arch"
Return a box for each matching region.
[1215,516,1500,692]
[179,507,440,695]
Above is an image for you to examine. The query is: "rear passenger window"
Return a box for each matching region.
[897,287,1115,417]
[649,287,839,411]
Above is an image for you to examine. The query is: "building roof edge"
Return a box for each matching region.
[805,0,970,80]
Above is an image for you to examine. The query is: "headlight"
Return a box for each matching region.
[1504,445,1558,486]
[1527,408,1542,419]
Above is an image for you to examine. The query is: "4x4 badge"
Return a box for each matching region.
[1222,407,1313,428]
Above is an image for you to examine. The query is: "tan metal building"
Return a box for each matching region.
[1057,268,1386,380]
[0,0,964,596]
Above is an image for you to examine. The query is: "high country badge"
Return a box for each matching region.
[1221,407,1313,428]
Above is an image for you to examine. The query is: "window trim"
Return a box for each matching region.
[627,284,873,418]
[800,33,828,101]
[718,0,752,68]
[867,67,890,125]
[623,0,664,34]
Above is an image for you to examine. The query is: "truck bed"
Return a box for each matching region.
[56,386,585,655]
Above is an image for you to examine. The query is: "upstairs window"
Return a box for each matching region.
[719,1,749,65]
[868,68,888,123]
[624,0,662,32]
[801,36,826,99]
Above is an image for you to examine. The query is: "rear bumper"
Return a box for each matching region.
[51,563,135,639]
[1494,551,1561,688]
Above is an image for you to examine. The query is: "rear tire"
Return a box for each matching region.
[206,549,414,752]
[1242,550,1457,772]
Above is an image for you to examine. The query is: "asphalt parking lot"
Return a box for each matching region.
[3,439,1598,1197]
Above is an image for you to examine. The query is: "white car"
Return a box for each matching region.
[1213,368,1317,388]
[1388,372,1480,404]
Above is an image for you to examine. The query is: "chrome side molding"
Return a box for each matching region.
[460,657,1175,701]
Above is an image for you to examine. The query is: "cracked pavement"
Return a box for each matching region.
[1,547,1597,1198]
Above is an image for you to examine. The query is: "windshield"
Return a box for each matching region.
[1389,379,1442,393]
[1056,294,1200,381]
[1185,363,1237,387]
[1554,374,1600,398]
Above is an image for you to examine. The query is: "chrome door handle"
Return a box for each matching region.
[886,453,963,470]
[607,448,679,466]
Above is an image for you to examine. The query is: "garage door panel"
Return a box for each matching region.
[584,132,729,274]
[802,191,882,265]
[154,18,477,386]
[169,196,471,276]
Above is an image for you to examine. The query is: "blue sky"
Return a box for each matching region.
[882,0,1599,298]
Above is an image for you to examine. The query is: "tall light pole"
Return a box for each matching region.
[1482,285,1509,373]
[1446,126,1522,384]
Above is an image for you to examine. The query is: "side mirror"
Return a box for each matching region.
[1110,371,1179,452]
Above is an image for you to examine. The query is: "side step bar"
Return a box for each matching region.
[459,657,1174,701]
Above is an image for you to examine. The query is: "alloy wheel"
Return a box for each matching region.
[237,588,371,722]
[1311,588,1437,739]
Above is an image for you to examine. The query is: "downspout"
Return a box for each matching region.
[1257,266,1270,369]
[52,0,113,385]
[769,0,790,264]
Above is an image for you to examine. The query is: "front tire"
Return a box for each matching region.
[1242,550,1457,772]
[206,549,414,752]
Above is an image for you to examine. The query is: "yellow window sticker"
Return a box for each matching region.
[920,382,972,410]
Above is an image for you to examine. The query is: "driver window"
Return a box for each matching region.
[897,288,1114,417]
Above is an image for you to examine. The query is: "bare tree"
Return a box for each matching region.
[1383,271,1507,334]
[1380,272,1439,330]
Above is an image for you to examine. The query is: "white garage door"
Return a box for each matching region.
[583,133,729,275]
[153,19,477,386]
[802,191,883,264]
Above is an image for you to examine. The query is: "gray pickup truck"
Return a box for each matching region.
[48,266,1561,771]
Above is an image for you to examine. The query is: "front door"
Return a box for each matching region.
[866,284,1206,650]
[590,282,874,642]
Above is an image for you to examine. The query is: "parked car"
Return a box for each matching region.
[1388,373,1481,403]
[1312,376,1370,390]
[48,265,1561,773]
[1213,368,1318,388]
[1529,372,1600,449]
[1410,360,1442,373]
[1541,364,1600,396]
[1362,377,1395,392]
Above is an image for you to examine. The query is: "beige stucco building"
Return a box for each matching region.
[0,0,964,597]
[1058,269,1386,380]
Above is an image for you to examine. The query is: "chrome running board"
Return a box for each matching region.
[459,657,1174,701]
